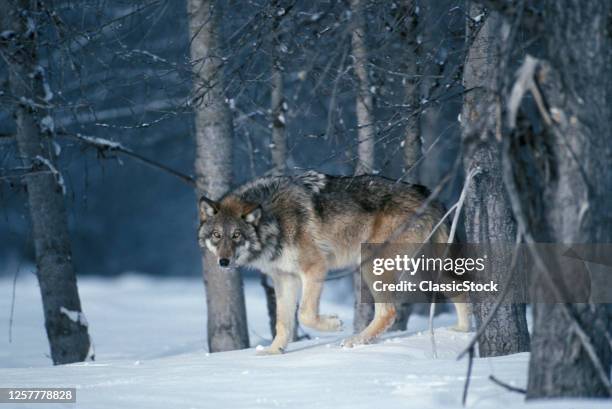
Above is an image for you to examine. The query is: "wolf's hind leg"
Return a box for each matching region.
[342,303,396,347]
[450,293,471,332]
[257,273,300,355]
[298,267,343,332]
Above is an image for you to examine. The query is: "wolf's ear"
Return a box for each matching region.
[199,196,218,221]
[243,205,262,226]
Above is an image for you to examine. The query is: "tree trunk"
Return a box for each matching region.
[187,0,249,352]
[349,0,375,333]
[350,0,375,177]
[1,0,91,365]
[482,0,612,398]
[270,66,286,172]
[262,1,286,339]
[414,2,443,186]
[390,0,421,332]
[461,4,529,357]
[270,20,287,174]
[523,1,612,397]
[262,1,302,342]
[400,0,422,178]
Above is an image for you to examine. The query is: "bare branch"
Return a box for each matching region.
[489,375,527,394]
[507,55,551,128]
[62,132,197,188]
[461,347,474,406]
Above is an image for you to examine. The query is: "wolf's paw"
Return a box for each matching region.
[300,314,343,332]
[449,323,471,333]
[340,335,369,348]
[318,314,343,332]
[255,345,285,356]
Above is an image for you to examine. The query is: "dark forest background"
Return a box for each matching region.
[1,0,465,277]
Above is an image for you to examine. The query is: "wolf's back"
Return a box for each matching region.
[293,170,327,194]
[308,174,443,220]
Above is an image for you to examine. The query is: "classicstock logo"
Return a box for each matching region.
[359,243,612,304]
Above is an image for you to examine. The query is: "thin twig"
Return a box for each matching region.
[60,132,197,188]
[489,375,526,394]
[8,259,22,343]
[429,166,481,359]
[448,167,480,243]
[112,145,196,187]
[462,347,474,406]
[422,201,458,244]
[428,302,438,359]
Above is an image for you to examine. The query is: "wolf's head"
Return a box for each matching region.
[197,195,261,268]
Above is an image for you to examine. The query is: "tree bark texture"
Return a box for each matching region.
[485,0,612,398]
[524,1,612,397]
[187,0,249,352]
[349,0,375,333]
[1,0,91,365]
[462,4,529,357]
[400,0,422,177]
[389,0,422,332]
[270,22,287,175]
[350,0,375,177]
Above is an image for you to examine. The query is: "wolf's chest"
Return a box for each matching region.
[248,245,301,275]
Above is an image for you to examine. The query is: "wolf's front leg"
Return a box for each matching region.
[257,273,299,355]
[298,267,343,332]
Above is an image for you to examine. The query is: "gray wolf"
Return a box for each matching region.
[198,171,470,354]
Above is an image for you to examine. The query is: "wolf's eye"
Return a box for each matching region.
[212,231,221,239]
[232,231,241,240]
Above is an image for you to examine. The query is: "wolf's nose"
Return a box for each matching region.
[219,258,230,267]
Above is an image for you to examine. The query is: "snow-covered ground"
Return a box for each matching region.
[0,273,608,409]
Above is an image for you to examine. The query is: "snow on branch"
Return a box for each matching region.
[65,132,195,187]
[74,133,123,150]
[34,155,66,195]
[129,49,170,65]
[33,66,54,102]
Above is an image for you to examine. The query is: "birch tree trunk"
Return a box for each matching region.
[461,5,529,357]
[349,0,375,332]
[1,0,90,365]
[350,0,375,177]
[270,65,286,173]
[270,8,287,175]
[187,0,249,352]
